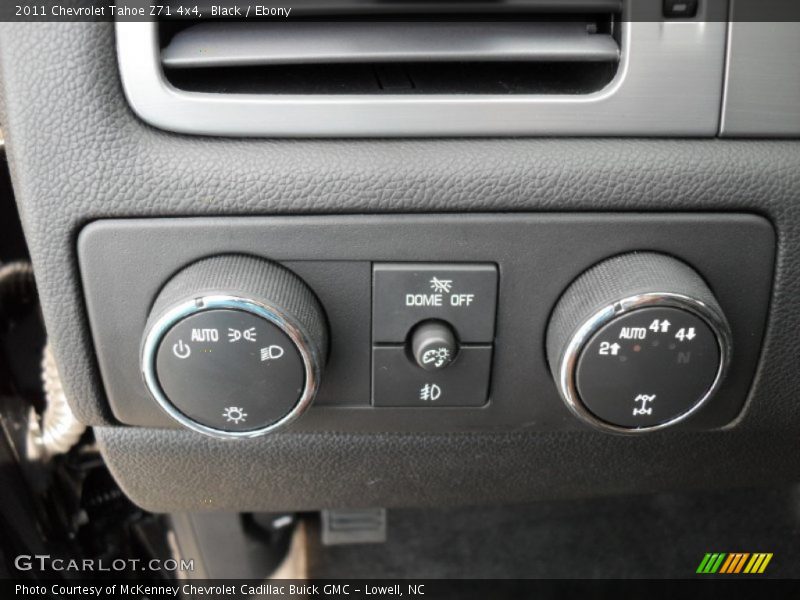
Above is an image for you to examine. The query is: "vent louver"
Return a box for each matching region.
[159,2,621,96]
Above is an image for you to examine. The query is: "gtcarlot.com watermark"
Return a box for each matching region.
[14,554,195,573]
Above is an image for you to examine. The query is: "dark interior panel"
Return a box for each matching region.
[1,22,800,513]
[78,214,773,433]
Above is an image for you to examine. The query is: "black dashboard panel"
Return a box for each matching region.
[2,22,800,511]
[78,214,773,434]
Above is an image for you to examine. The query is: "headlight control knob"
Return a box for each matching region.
[141,255,327,439]
[546,253,731,433]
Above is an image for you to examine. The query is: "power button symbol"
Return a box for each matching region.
[172,340,191,359]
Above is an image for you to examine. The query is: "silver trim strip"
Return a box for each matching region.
[141,295,321,439]
[116,20,726,137]
[557,293,732,434]
[720,20,800,137]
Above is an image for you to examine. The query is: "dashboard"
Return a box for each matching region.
[1,4,800,518]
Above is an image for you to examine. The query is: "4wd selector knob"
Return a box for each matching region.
[546,253,731,433]
[141,255,327,439]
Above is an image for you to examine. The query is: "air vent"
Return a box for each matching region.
[160,18,620,95]
[116,0,727,136]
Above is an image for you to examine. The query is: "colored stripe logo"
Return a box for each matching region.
[696,553,772,574]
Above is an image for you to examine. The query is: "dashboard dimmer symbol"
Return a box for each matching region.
[222,406,248,424]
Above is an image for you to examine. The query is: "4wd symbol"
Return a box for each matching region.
[632,394,656,416]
